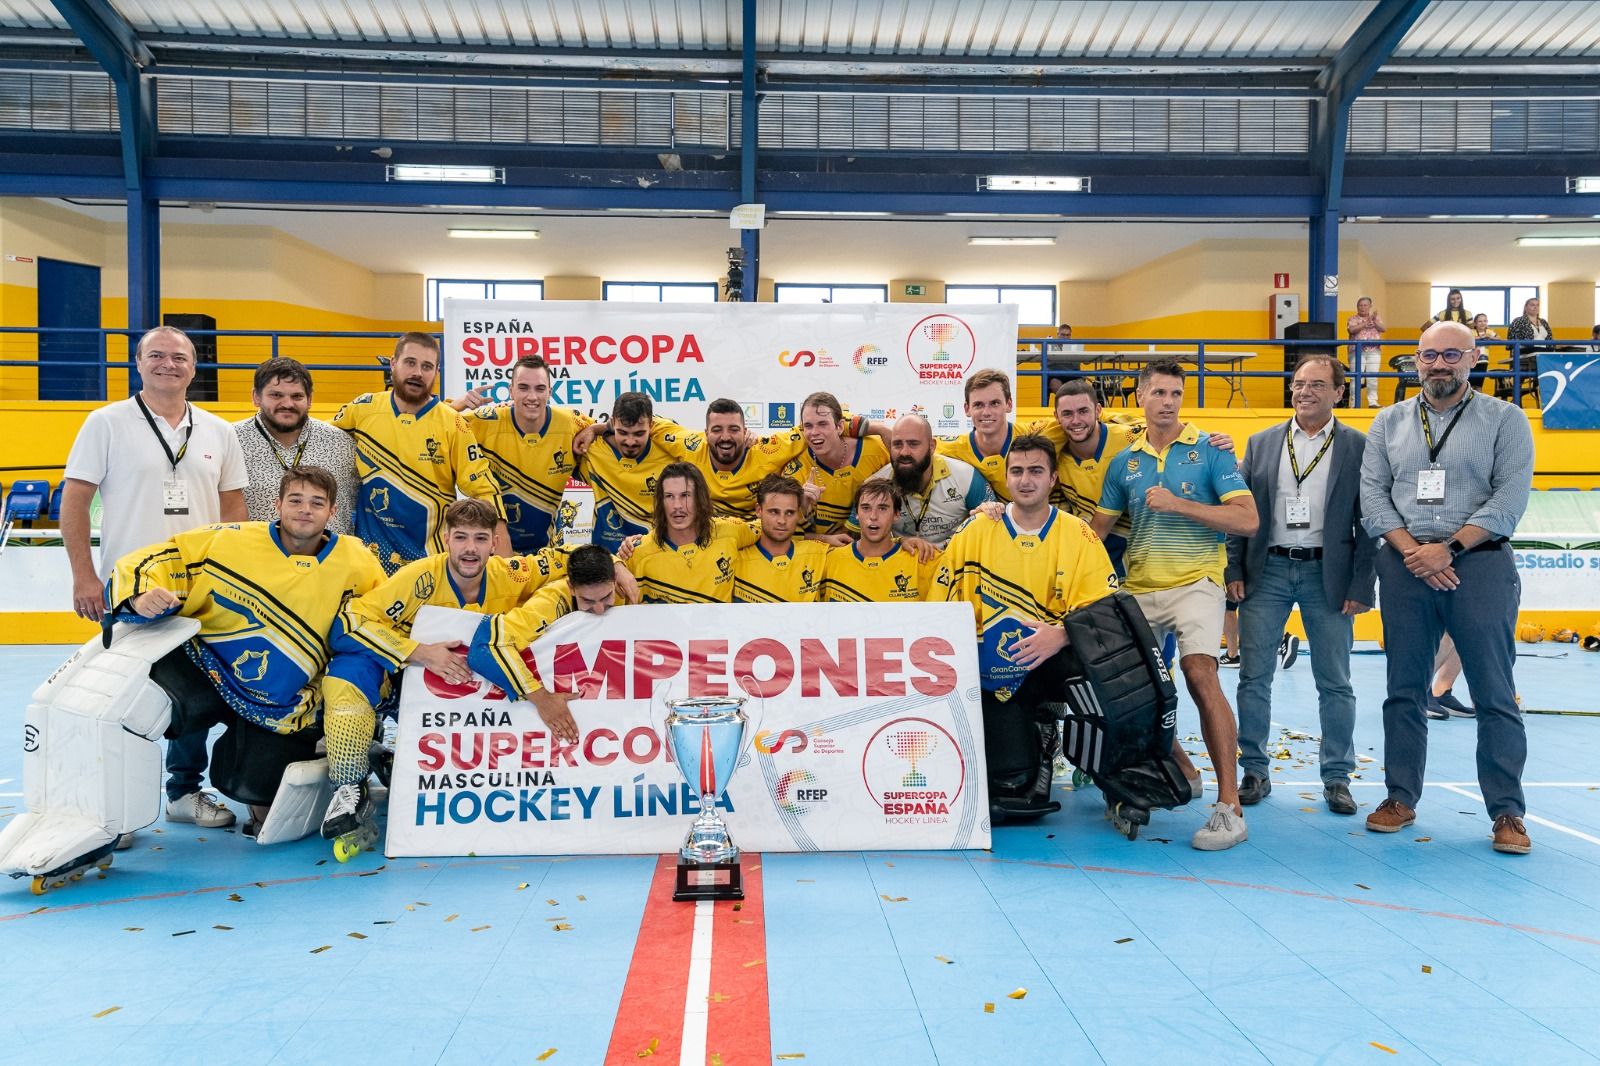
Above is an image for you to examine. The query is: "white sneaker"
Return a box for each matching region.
[166,790,237,828]
[1191,802,1248,851]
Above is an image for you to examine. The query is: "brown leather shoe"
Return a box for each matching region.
[1492,815,1532,854]
[1365,797,1416,833]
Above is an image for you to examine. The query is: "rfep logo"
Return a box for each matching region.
[906,314,978,385]
[861,716,965,823]
[774,768,826,814]
[852,344,888,374]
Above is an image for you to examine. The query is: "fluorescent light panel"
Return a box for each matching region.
[1569,177,1600,193]
[980,175,1090,192]
[1515,235,1600,247]
[447,228,539,240]
[389,164,503,184]
[968,235,1056,246]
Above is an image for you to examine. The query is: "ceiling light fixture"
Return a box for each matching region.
[1569,177,1600,193]
[389,164,503,184]
[979,175,1090,192]
[968,235,1057,246]
[447,228,539,240]
[1515,235,1600,247]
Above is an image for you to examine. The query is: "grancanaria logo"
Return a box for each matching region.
[774,768,820,814]
[231,649,270,683]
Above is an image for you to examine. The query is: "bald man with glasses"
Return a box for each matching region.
[1360,320,1535,854]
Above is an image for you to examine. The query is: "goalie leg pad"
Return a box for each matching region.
[253,758,335,846]
[0,618,200,879]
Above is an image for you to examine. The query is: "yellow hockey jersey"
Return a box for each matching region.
[468,403,592,554]
[790,435,892,534]
[935,418,1067,502]
[107,521,385,733]
[467,581,585,701]
[575,437,676,554]
[331,391,503,575]
[625,516,760,604]
[1055,420,1140,535]
[938,508,1119,699]
[733,539,830,603]
[820,541,941,603]
[651,418,808,518]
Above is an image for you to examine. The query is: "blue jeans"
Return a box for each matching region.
[1235,555,1357,785]
[165,729,211,803]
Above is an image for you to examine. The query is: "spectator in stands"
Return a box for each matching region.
[62,324,248,831]
[1472,314,1498,343]
[234,357,357,533]
[856,413,992,550]
[1591,324,1600,348]
[1466,314,1497,392]
[1506,297,1553,349]
[1047,322,1090,397]
[1360,320,1535,854]
[1225,355,1376,816]
[1428,288,1471,327]
[1346,297,1387,408]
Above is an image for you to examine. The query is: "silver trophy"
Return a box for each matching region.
[664,695,749,901]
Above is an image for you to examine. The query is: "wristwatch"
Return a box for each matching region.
[1445,538,1466,558]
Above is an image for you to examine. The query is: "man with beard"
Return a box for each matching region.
[332,332,503,574]
[572,391,680,553]
[1360,320,1535,854]
[734,474,828,603]
[468,355,592,554]
[789,391,891,539]
[235,357,358,533]
[1053,380,1141,574]
[854,413,992,550]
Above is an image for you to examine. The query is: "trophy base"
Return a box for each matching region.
[673,860,744,902]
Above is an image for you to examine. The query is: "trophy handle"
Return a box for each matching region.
[737,673,767,761]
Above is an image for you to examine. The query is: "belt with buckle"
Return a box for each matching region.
[1269,545,1323,561]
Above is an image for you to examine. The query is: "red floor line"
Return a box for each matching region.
[706,857,772,1066]
[604,855,696,1065]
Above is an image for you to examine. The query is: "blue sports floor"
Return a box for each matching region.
[4,641,1600,1065]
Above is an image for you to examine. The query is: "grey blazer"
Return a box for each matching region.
[1224,419,1377,611]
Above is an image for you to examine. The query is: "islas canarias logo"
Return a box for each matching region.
[861,717,965,822]
[905,314,977,384]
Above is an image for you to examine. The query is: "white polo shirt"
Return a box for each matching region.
[64,396,249,578]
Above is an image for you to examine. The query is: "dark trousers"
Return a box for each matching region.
[1376,543,1525,818]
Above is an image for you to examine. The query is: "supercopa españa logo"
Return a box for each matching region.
[905,314,978,385]
[861,716,965,823]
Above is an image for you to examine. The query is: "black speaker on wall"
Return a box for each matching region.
[1282,321,1336,406]
[164,313,218,402]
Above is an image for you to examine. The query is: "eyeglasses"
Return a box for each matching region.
[1416,348,1472,364]
[1289,380,1336,392]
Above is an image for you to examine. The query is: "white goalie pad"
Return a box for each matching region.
[252,757,334,846]
[0,617,200,879]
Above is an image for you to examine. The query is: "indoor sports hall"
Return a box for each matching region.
[3,2,1600,1064]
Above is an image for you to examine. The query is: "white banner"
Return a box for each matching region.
[385,602,991,857]
[442,300,1019,434]
[1512,548,1600,610]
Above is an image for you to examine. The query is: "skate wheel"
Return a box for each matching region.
[30,876,46,896]
[334,838,359,863]
[1123,821,1140,841]
[1072,769,1090,789]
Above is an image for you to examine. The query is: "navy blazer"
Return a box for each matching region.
[1224,418,1377,611]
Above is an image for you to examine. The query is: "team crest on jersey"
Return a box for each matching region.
[424,438,443,464]
[231,649,270,684]
[551,450,568,473]
[1187,449,1200,462]
[716,557,733,578]
[1126,458,1140,473]
[504,499,522,525]
[893,574,910,594]
[369,487,390,514]
[1181,482,1196,496]
[994,627,1025,663]
[644,476,658,494]
[414,572,436,600]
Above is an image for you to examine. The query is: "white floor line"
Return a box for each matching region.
[679,899,715,1066]
[1438,783,1600,848]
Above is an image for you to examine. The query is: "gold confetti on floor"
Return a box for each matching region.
[347,932,367,940]
[1354,884,1372,891]
[1299,807,1317,813]
[547,898,560,906]
[796,879,814,883]
[310,945,332,954]
[227,894,243,902]
[1415,837,1432,842]
[123,927,142,933]
[92,1007,120,1018]
[983,1003,995,1014]
[471,925,491,932]
[1421,965,1432,974]
[171,930,196,937]
[934,956,953,965]
[637,1036,660,1058]
[576,894,587,901]
[545,917,568,922]
[879,894,909,903]
[742,958,764,968]
[1114,937,1134,944]
[1370,1042,1397,1054]
[444,913,459,922]
[732,902,742,911]
[776,1055,806,1061]
[709,1053,725,1066]
[212,925,233,931]
[551,923,573,932]
[516,883,529,890]
[535,1049,557,1062]
[1007,988,1028,1000]
[708,992,730,1003]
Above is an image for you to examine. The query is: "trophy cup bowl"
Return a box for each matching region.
[664,695,749,901]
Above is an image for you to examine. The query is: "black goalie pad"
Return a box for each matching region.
[1041,592,1191,812]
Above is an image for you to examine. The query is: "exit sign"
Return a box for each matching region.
[903,284,926,296]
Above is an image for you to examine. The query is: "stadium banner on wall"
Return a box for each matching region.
[441,300,1019,434]
[384,602,991,857]
[1511,548,1600,611]
[1537,353,1600,429]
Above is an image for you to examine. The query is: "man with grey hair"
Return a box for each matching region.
[62,324,249,831]
[1360,319,1535,854]
[853,413,993,549]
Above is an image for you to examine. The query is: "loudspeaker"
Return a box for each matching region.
[164,313,218,402]
[1282,321,1336,406]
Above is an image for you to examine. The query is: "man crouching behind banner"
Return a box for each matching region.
[110,466,385,833]
[468,545,623,744]
[938,434,1123,822]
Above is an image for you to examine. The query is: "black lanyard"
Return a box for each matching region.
[1285,422,1336,489]
[254,416,307,469]
[1419,391,1470,464]
[908,488,934,533]
[135,394,192,472]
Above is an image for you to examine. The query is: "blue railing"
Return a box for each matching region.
[0,326,1572,409]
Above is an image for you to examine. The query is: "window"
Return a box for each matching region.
[1428,285,1539,327]
[427,279,542,321]
[774,284,888,304]
[945,284,1056,326]
[603,282,719,303]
